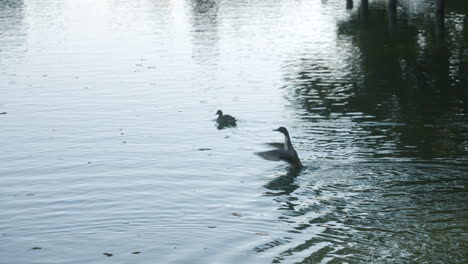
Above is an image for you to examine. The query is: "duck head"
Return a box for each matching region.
[215,110,223,116]
[273,127,289,135]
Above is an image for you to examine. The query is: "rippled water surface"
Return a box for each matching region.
[1,0,467,263]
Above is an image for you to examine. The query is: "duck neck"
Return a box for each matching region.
[283,132,293,151]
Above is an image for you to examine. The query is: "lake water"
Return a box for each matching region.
[1,0,467,263]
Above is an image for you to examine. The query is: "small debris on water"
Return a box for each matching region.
[103,253,113,257]
[131,251,141,254]
[31,247,43,250]
[232,212,241,217]
[255,233,269,236]
[122,141,127,143]
[208,226,217,229]
[0,112,7,115]
[198,148,212,151]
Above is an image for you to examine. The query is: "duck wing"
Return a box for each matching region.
[264,143,284,149]
[255,149,296,164]
[223,115,237,122]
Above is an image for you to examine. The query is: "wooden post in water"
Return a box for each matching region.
[435,0,445,16]
[346,0,353,10]
[387,0,397,34]
[435,0,445,41]
[360,0,369,24]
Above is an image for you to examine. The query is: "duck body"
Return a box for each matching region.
[215,110,237,129]
[255,127,303,169]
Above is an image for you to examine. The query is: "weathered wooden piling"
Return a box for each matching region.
[435,0,446,41]
[351,0,446,35]
[387,0,397,33]
[435,0,446,15]
[360,0,369,24]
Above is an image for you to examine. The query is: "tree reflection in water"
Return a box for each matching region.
[257,1,468,263]
[286,0,468,161]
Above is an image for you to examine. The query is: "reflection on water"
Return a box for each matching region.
[264,167,302,196]
[256,163,468,263]
[285,0,468,162]
[0,0,25,63]
[1,0,467,263]
[261,0,468,263]
[189,0,219,65]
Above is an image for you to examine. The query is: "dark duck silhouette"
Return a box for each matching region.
[215,110,237,129]
[255,127,303,169]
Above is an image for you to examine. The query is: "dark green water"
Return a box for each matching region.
[1,0,467,263]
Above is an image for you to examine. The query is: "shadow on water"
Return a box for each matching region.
[263,166,303,196]
[256,1,468,263]
[216,122,236,130]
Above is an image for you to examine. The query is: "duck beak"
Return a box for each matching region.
[272,128,278,131]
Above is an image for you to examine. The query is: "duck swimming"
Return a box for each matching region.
[255,127,303,169]
[215,110,237,129]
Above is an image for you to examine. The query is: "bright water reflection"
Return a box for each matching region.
[1,0,467,263]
